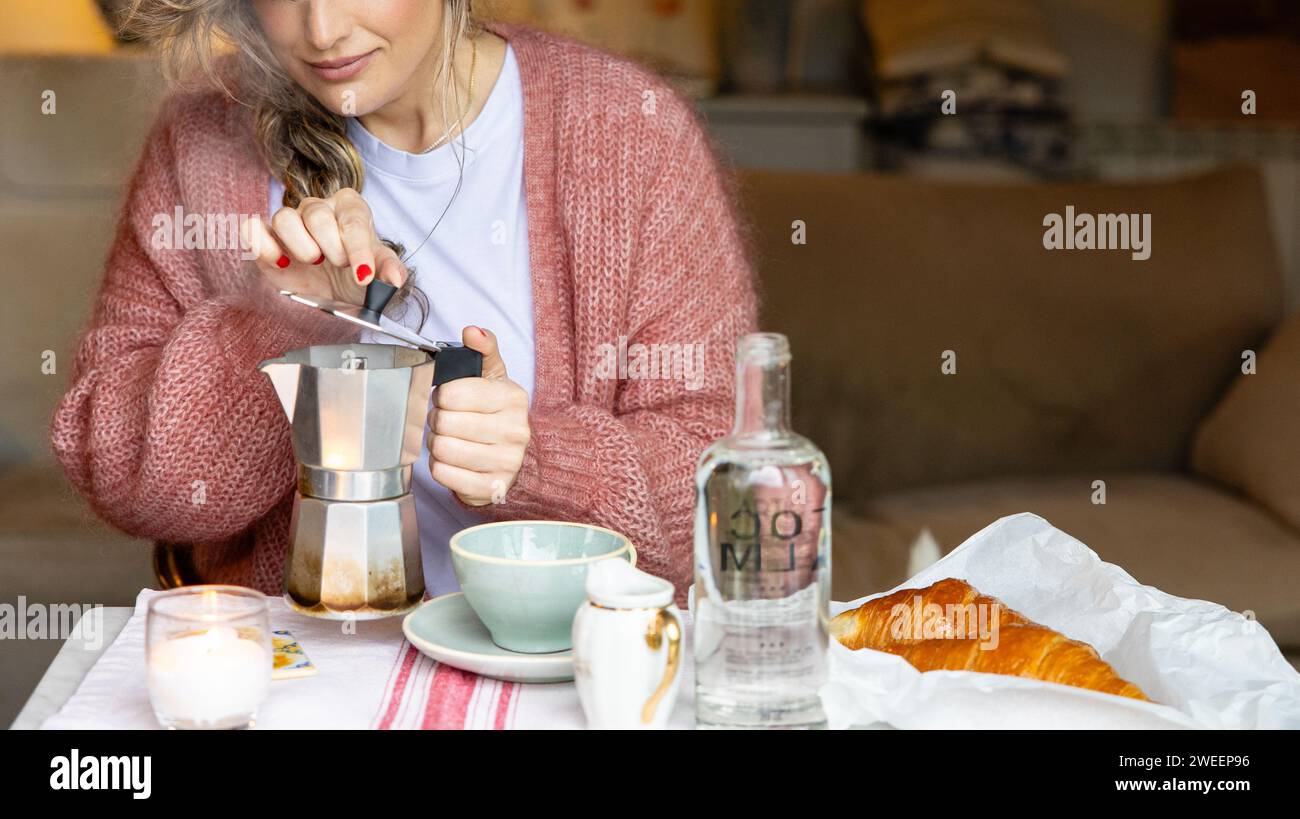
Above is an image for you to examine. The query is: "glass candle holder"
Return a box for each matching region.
[146,586,272,730]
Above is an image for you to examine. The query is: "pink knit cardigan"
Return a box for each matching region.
[49,24,757,604]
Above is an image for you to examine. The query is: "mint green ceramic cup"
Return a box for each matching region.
[450,521,637,654]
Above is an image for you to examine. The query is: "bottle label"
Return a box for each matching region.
[704,466,826,602]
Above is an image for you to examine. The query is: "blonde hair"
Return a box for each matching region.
[120,0,476,209]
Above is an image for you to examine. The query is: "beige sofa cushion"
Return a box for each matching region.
[832,473,1300,647]
[741,168,1284,498]
[1192,311,1300,532]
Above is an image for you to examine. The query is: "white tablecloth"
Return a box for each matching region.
[41,590,697,730]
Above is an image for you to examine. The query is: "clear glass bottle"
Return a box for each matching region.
[694,333,831,729]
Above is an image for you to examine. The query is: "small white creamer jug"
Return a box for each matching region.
[572,559,683,729]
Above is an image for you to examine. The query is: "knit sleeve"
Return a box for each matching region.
[49,100,356,544]
[478,111,758,602]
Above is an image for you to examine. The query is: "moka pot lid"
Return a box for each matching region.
[278,280,483,386]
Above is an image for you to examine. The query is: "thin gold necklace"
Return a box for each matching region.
[422,36,478,154]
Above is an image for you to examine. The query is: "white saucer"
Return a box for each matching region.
[401,593,574,684]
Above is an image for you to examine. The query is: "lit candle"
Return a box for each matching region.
[146,587,272,730]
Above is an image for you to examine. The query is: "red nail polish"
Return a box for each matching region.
[313,255,325,266]
[356,264,372,283]
[276,255,291,269]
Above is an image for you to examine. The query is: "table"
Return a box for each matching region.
[11,600,699,730]
[11,607,132,730]
[22,590,1289,730]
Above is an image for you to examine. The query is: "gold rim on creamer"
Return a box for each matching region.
[449,520,637,568]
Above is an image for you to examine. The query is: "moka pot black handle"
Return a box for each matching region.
[363,281,483,386]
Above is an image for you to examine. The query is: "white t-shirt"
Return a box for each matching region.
[270,45,535,596]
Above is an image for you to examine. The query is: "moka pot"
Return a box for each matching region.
[258,282,482,620]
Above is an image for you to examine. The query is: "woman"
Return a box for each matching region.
[49,0,755,604]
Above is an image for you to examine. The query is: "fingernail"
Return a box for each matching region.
[313,255,325,266]
[356,264,372,283]
[276,255,291,269]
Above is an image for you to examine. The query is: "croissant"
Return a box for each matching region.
[831,578,1150,701]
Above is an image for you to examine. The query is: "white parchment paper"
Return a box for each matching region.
[821,514,1300,729]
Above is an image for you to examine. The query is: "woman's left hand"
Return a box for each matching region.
[427,327,531,507]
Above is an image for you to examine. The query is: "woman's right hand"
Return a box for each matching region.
[243,187,407,305]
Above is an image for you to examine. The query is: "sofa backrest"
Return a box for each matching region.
[740,167,1284,498]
